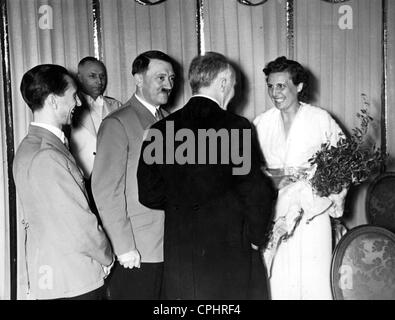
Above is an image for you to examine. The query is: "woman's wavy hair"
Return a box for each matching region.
[263,56,309,102]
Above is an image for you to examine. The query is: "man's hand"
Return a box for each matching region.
[117,249,141,269]
[102,256,115,278]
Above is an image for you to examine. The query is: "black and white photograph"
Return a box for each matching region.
[0,0,394,306]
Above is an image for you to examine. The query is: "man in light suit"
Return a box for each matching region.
[92,50,176,299]
[70,57,122,179]
[13,64,113,300]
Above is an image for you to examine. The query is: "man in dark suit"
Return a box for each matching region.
[91,51,175,299]
[137,52,275,299]
[13,64,113,300]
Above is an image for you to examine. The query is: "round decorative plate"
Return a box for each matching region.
[331,225,395,300]
[366,172,395,233]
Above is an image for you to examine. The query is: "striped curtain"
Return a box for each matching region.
[0,45,10,300]
[294,0,383,228]
[100,0,198,111]
[8,0,94,147]
[389,0,395,171]
[203,0,287,120]
[295,0,383,146]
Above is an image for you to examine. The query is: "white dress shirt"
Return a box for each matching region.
[31,122,66,144]
[134,94,162,119]
[84,94,104,133]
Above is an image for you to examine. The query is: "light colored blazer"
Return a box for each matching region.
[13,125,113,299]
[92,95,168,263]
[70,96,122,178]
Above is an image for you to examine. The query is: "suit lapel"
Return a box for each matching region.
[129,95,157,129]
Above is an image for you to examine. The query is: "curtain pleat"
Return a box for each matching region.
[203,0,287,120]
[100,0,198,110]
[7,0,93,299]
[388,0,395,170]
[8,0,93,146]
[0,41,10,300]
[295,0,382,145]
[295,0,383,229]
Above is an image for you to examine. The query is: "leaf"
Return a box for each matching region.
[308,94,386,196]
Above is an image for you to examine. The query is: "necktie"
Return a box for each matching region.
[155,108,164,121]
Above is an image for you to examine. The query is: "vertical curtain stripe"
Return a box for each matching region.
[295,0,382,144]
[92,0,103,60]
[381,0,388,164]
[0,0,13,300]
[101,0,198,110]
[286,0,295,59]
[387,0,395,170]
[203,0,287,119]
[196,0,205,55]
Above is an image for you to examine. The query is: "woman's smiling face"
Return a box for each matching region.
[267,71,303,113]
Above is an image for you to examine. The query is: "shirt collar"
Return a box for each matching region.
[31,122,66,144]
[191,94,220,107]
[84,94,104,110]
[134,94,160,116]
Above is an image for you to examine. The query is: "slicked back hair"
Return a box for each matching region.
[132,50,174,75]
[20,64,71,112]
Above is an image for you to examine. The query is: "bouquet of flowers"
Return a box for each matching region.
[308,95,386,197]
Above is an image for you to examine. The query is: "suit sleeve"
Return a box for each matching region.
[92,117,136,256]
[136,131,166,210]
[235,120,276,247]
[30,149,112,266]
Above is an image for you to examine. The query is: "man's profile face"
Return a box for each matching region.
[55,76,81,125]
[78,61,107,100]
[139,59,175,106]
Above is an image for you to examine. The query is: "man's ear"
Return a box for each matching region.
[219,76,227,93]
[134,73,143,88]
[44,93,57,110]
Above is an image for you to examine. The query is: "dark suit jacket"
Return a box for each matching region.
[13,125,112,299]
[92,95,167,262]
[137,96,275,299]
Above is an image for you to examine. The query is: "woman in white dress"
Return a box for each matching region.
[254,56,346,300]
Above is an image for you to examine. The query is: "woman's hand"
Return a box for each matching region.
[275,175,296,189]
[327,187,348,218]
